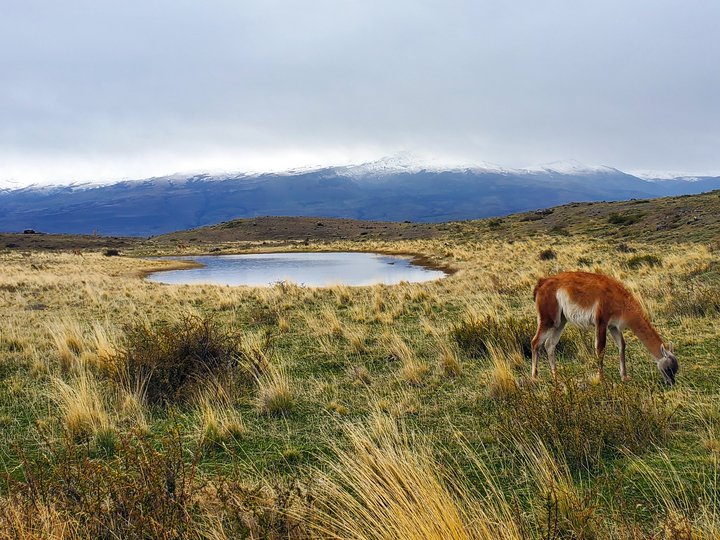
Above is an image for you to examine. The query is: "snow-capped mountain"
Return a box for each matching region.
[1,157,719,236]
[520,159,623,176]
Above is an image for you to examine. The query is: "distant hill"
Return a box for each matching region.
[1,157,719,236]
[2,189,719,251]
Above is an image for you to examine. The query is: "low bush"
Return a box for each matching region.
[539,249,556,261]
[608,213,644,226]
[1,428,199,539]
[117,314,245,404]
[487,218,503,229]
[616,242,637,253]
[626,254,662,269]
[1,427,312,539]
[496,377,670,472]
[451,313,535,358]
[451,313,582,359]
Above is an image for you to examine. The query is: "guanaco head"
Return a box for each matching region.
[658,343,678,386]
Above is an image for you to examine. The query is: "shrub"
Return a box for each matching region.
[496,377,670,471]
[104,248,120,256]
[117,314,244,404]
[1,428,200,539]
[626,254,662,269]
[608,213,644,226]
[451,313,535,358]
[616,242,637,253]
[539,249,556,261]
[2,428,314,539]
[450,313,591,360]
[487,218,503,229]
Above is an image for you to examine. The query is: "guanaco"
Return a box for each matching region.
[531,271,678,384]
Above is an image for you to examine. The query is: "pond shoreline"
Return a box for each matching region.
[134,259,205,280]
[138,248,456,279]
[139,251,451,287]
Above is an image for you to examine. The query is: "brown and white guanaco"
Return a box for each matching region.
[531,271,678,384]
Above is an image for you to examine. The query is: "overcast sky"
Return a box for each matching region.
[1,0,719,184]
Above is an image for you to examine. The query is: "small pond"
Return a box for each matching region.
[146,252,447,287]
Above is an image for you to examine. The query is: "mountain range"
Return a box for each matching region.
[1,157,719,236]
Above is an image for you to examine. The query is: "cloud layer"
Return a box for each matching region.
[2,0,719,183]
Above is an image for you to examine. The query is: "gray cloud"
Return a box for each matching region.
[1,0,719,183]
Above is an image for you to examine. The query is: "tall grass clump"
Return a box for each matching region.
[256,365,294,416]
[486,344,518,401]
[309,416,522,540]
[49,370,112,441]
[517,437,599,539]
[436,338,462,377]
[239,329,272,376]
[383,333,428,385]
[667,281,720,317]
[49,319,86,372]
[117,313,244,404]
[496,377,671,471]
[193,377,245,450]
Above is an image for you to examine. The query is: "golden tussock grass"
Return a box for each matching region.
[48,369,112,441]
[436,338,463,377]
[194,391,246,449]
[308,415,523,540]
[486,343,519,400]
[255,363,294,416]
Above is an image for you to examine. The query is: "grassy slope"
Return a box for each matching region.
[0,190,719,538]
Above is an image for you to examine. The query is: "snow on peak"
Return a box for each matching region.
[521,159,620,175]
[0,179,26,190]
[339,153,507,178]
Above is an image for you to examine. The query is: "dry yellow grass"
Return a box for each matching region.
[255,363,294,416]
[309,415,523,540]
[486,344,519,400]
[49,370,112,440]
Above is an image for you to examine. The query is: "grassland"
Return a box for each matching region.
[1,191,720,539]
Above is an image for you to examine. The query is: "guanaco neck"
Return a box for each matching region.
[627,313,664,359]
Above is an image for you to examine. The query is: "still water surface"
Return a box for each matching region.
[146,252,446,287]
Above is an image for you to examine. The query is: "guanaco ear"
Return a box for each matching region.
[660,344,668,357]
[668,342,674,353]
